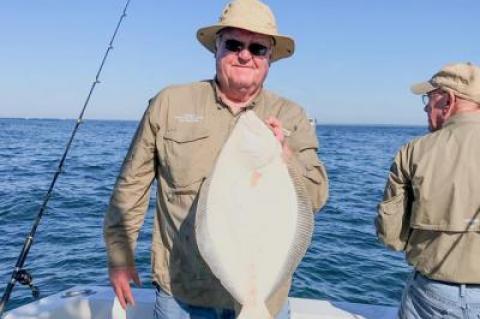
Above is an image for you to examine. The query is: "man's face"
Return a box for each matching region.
[215,28,272,96]
[423,89,449,132]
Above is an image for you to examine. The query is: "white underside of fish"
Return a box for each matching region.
[196,111,313,318]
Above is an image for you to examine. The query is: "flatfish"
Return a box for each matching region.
[195,111,313,318]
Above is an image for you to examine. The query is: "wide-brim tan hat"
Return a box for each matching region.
[197,0,295,63]
[411,62,480,104]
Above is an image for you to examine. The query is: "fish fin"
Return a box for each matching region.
[237,303,272,319]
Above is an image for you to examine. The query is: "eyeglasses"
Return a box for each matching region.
[421,94,429,106]
[421,90,444,106]
[223,39,270,57]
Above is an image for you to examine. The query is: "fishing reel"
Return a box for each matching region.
[15,269,39,299]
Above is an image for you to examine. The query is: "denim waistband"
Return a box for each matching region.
[414,272,480,290]
[412,271,480,302]
[413,271,480,303]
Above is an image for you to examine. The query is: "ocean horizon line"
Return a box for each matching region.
[0,116,425,128]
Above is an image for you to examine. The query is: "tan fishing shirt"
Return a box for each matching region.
[104,80,329,315]
[376,113,480,283]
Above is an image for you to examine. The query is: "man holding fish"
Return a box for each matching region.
[104,0,328,318]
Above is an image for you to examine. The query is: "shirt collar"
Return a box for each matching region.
[210,78,264,113]
[443,112,480,128]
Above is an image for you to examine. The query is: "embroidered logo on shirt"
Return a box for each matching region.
[175,113,204,123]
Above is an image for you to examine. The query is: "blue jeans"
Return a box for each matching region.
[153,286,290,319]
[398,271,480,319]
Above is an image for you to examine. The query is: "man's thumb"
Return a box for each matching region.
[130,270,142,287]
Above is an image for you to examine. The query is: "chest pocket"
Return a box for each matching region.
[162,127,211,188]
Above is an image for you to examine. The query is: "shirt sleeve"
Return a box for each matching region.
[375,144,413,251]
[103,100,159,268]
[283,108,329,213]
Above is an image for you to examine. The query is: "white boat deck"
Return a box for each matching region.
[5,285,398,319]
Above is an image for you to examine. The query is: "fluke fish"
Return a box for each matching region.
[196,111,314,319]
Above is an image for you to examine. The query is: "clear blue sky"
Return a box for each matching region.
[1,1,479,124]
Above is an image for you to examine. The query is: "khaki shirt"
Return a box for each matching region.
[104,80,329,315]
[376,113,480,283]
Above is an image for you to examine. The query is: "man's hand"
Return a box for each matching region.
[265,116,292,158]
[109,267,141,309]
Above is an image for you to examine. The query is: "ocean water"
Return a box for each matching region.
[0,118,426,311]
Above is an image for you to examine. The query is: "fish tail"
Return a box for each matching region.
[237,303,272,319]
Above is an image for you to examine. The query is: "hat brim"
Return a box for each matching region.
[410,81,437,95]
[197,25,295,63]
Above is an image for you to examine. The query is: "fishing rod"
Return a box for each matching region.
[0,0,132,315]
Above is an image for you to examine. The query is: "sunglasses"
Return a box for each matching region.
[223,39,270,57]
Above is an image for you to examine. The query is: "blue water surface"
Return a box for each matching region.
[0,118,426,311]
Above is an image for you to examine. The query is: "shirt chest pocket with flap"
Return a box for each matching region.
[161,126,213,189]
